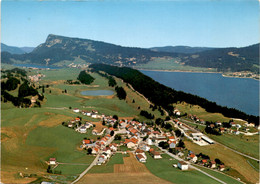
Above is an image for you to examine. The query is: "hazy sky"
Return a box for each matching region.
[1,0,259,48]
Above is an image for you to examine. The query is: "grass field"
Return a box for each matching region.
[195,166,242,184]
[207,134,259,159]
[134,58,217,72]
[89,153,124,173]
[175,102,231,122]
[145,153,221,184]
[184,140,259,184]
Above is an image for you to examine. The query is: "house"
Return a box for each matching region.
[124,138,138,148]
[219,127,225,133]
[82,139,91,145]
[150,150,162,159]
[140,144,150,152]
[201,159,208,165]
[146,138,153,145]
[68,122,73,128]
[75,118,81,121]
[174,109,181,116]
[209,124,215,128]
[92,147,99,155]
[109,143,118,152]
[97,155,106,165]
[73,108,80,113]
[49,158,56,165]
[79,126,87,133]
[91,114,98,118]
[219,165,225,171]
[216,121,222,126]
[136,154,146,163]
[245,123,255,127]
[210,160,216,168]
[169,136,175,141]
[168,141,176,149]
[177,161,188,170]
[233,130,240,135]
[154,137,167,144]
[92,129,98,135]
[236,124,242,129]
[107,127,114,134]
[188,153,197,163]
[230,122,236,127]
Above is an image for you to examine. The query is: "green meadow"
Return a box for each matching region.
[145,153,220,184]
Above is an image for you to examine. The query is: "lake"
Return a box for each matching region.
[80,90,114,96]
[140,70,259,116]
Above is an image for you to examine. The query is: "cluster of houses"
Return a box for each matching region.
[186,152,226,171]
[64,118,94,134]
[28,73,45,82]
[73,108,102,119]
[187,114,258,135]
[80,134,119,165]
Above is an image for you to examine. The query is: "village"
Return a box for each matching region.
[45,107,242,175]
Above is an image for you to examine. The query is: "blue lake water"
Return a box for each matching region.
[13,64,61,69]
[140,70,259,116]
[80,90,114,96]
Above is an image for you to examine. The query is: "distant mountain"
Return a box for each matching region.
[1,34,259,73]
[1,34,177,66]
[182,44,259,73]
[150,46,215,54]
[1,43,25,54]
[1,43,35,54]
[20,47,35,53]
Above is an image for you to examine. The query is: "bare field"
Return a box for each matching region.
[77,153,172,184]
[77,173,173,184]
[92,122,106,133]
[114,153,148,173]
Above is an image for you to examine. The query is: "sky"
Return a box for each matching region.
[1,0,259,48]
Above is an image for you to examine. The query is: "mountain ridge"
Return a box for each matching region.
[1,34,259,73]
[1,43,34,54]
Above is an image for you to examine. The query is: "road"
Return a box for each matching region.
[71,129,126,184]
[155,144,228,184]
[71,153,100,184]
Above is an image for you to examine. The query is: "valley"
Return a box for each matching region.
[1,65,259,184]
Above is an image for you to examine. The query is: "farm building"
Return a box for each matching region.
[49,158,56,165]
[201,136,214,144]
[177,161,188,170]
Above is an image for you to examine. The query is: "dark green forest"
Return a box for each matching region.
[77,71,95,84]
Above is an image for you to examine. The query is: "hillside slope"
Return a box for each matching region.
[1,34,177,66]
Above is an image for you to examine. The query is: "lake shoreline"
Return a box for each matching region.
[136,68,258,80]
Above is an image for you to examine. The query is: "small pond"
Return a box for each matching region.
[80,90,114,96]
